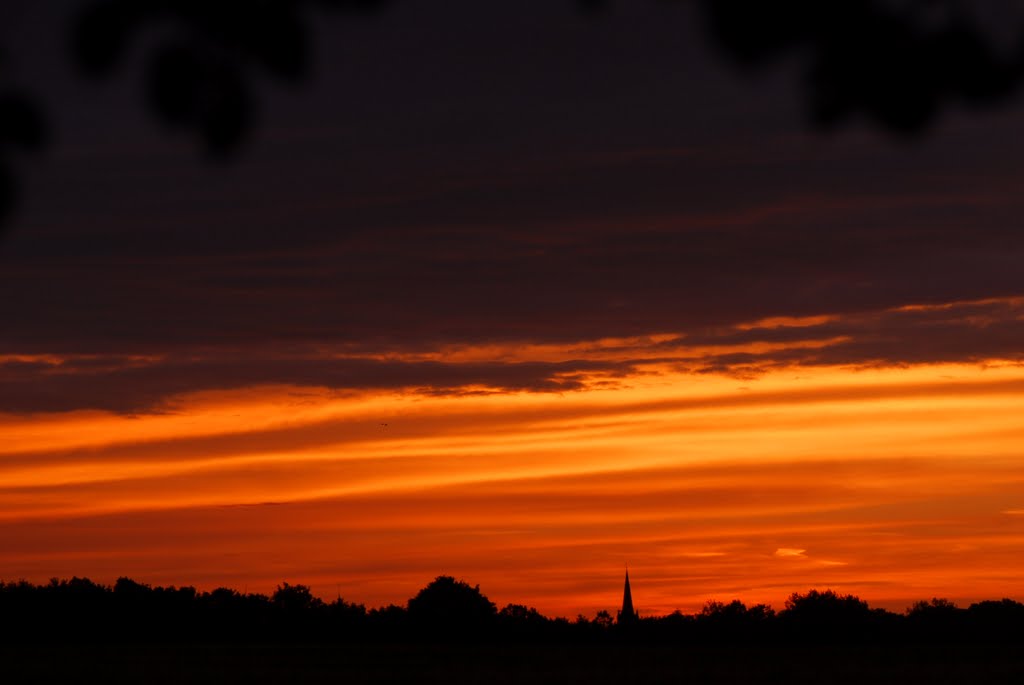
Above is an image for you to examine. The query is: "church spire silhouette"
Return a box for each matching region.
[618,568,637,624]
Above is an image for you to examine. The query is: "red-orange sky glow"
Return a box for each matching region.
[4,339,1024,617]
[4,0,1024,623]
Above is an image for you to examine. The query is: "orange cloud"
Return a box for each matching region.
[2,361,1024,616]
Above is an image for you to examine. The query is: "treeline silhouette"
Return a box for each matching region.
[2,575,1023,646]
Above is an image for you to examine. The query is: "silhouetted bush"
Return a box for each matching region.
[406,576,497,640]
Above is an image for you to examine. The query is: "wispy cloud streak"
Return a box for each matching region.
[2,362,1023,615]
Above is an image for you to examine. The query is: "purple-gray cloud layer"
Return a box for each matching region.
[2,298,1022,413]
[1,1,1023,412]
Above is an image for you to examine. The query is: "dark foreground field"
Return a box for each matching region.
[5,644,1024,684]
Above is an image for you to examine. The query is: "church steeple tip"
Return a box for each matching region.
[618,567,637,624]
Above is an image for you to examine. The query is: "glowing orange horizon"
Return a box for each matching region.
[2,354,1024,618]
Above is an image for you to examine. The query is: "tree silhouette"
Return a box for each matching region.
[906,597,965,642]
[966,598,1024,643]
[694,599,775,643]
[272,582,323,612]
[497,603,550,641]
[406,575,497,638]
[779,589,897,644]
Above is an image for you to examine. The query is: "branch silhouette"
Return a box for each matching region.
[2,0,1024,232]
[0,57,46,228]
[698,0,1024,132]
[71,0,393,157]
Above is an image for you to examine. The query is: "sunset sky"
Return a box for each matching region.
[2,1,1024,618]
